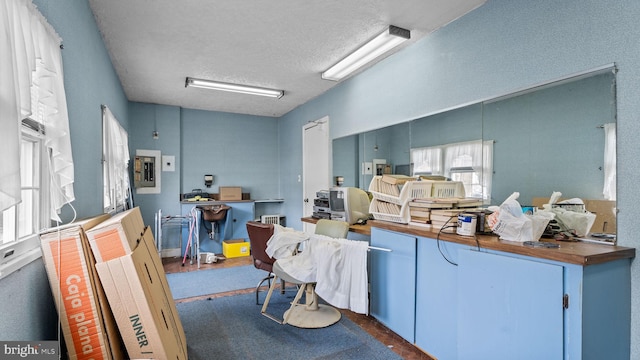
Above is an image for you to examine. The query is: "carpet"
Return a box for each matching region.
[177,292,402,360]
[167,265,267,299]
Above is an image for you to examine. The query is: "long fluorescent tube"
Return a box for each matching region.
[185,77,284,98]
[322,25,410,81]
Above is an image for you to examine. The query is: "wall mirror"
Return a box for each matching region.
[333,66,617,233]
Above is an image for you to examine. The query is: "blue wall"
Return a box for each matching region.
[278,0,640,357]
[126,104,280,247]
[5,0,640,357]
[128,103,182,228]
[180,109,279,199]
[33,0,129,221]
[0,0,129,341]
[484,72,614,204]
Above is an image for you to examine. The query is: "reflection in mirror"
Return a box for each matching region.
[333,134,359,188]
[484,69,617,233]
[333,122,411,190]
[410,103,485,199]
[484,70,616,204]
[332,66,616,233]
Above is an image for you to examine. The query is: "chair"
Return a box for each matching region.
[315,218,349,239]
[246,221,279,305]
[260,219,349,328]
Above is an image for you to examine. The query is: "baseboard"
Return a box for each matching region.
[161,248,181,258]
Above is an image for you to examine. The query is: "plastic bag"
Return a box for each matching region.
[487,192,553,242]
[541,192,596,237]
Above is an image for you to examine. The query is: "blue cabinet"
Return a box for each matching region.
[371,228,632,359]
[225,201,254,240]
[457,250,564,359]
[369,228,416,343]
[415,237,467,360]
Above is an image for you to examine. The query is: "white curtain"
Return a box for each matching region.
[411,147,442,175]
[443,141,483,177]
[102,106,130,213]
[481,140,494,201]
[412,140,493,200]
[0,0,74,218]
[603,123,616,200]
[443,140,493,200]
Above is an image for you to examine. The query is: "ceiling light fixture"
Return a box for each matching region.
[322,25,410,82]
[185,77,284,98]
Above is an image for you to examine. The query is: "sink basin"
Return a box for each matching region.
[198,205,231,222]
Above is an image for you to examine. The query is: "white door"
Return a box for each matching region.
[302,116,330,233]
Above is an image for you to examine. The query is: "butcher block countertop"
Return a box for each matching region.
[370,220,635,266]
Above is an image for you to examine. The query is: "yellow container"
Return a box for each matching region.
[222,239,250,258]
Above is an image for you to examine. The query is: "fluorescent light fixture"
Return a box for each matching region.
[185,77,284,98]
[322,25,410,81]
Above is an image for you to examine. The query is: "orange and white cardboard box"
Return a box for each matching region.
[85,207,145,263]
[94,226,187,360]
[39,214,126,360]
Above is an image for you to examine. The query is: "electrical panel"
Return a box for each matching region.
[134,155,156,188]
[134,149,161,194]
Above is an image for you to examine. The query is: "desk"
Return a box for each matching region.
[301,217,371,236]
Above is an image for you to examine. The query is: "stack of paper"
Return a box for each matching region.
[430,209,464,233]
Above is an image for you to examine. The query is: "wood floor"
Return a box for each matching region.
[162,255,434,360]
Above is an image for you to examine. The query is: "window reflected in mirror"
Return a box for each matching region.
[333,66,616,233]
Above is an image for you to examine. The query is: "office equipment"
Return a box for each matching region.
[329,187,371,225]
[313,194,331,219]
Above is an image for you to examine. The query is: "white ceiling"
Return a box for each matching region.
[88,0,486,117]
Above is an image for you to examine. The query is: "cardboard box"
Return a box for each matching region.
[95,227,187,360]
[86,207,146,263]
[584,199,616,234]
[223,239,250,258]
[219,186,242,201]
[40,214,126,360]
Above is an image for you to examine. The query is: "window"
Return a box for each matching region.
[1,0,74,278]
[102,105,131,214]
[0,121,50,276]
[603,123,616,201]
[411,140,493,200]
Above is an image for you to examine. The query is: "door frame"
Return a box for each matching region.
[302,116,330,233]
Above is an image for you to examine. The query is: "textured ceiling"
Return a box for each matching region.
[88,0,486,117]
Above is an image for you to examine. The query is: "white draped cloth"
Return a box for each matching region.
[266,225,369,314]
[0,0,74,217]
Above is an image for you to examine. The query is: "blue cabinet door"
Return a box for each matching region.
[458,250,564,360]
[415,237,468,360]
[370,228,417,343]
[227,201,255,240]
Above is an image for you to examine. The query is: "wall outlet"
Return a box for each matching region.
[162,155,175,172]
[362,162,373,175]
